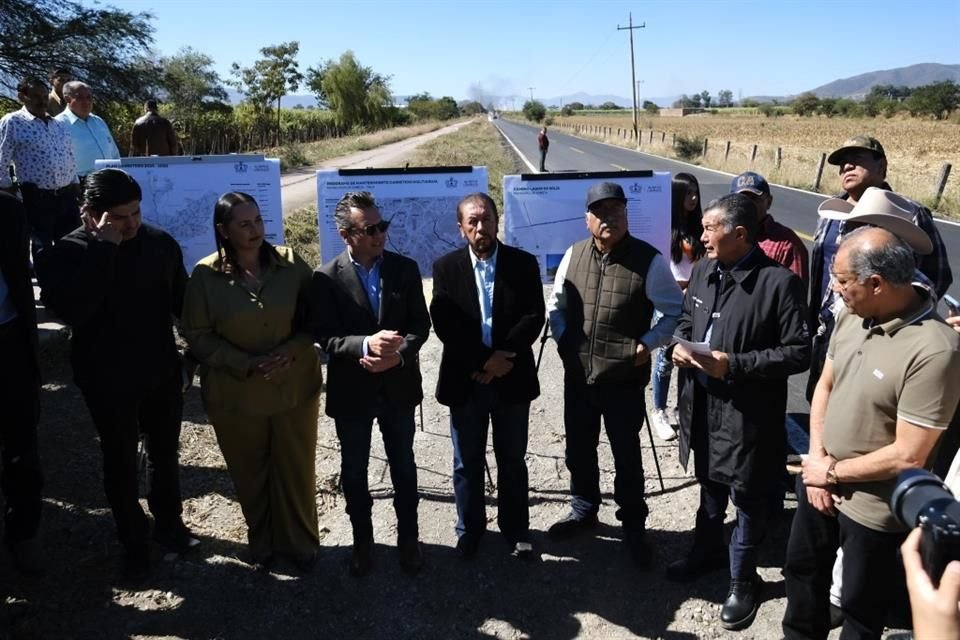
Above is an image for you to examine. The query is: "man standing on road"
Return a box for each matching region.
[131,100,178,157]
[807,135,952,401]
[667,193,810,631]
[783,224,960,640]
[0,76,80,268]
[538,126,549,172]
[431,192,545,560]
[730,171,809,284]
[55,81,121,184]
[46,68,72,117]
[308,191,431,578]
[546,181,683,568]
[0,193,43,575]
[38,169,198,579]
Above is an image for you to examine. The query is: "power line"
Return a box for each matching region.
[617,12,645,142]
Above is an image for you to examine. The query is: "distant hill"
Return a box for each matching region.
[810,63,960,99]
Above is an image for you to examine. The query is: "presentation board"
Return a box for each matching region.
[96,155,283,271]
[503,171,671,282]
[316,166,488,276]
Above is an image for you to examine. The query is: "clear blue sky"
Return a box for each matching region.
[96,0,958,105]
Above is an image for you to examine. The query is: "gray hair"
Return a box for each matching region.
[62,81,91,100]
[841,226,915,286]
[703,193,758,243]
[333,191,377,230]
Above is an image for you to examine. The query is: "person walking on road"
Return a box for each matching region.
[538,126,549,172]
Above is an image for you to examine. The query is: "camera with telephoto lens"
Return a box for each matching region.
[890,469,960,586]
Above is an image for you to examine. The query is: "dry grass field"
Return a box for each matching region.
[553,113,960,216]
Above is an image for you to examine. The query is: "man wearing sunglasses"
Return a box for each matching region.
[308,191,431,578]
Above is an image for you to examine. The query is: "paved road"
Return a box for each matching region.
[495,118,960,306]
[495,118,960,420]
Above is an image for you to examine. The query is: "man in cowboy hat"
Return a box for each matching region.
[783,221,960,639]
[807,135,952,402]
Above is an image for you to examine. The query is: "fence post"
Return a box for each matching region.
[672,133,676,149]
[648,130,654,144]
[702,138,709,158]
[776,147,783,169]
[813,153,827,191]
[724,141,731,162]
[750,144,758,163]
[661,131,666,143]
[933,162,952,209]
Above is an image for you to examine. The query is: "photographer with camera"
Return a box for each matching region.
[902,528,960,639]
[782,223,960,640]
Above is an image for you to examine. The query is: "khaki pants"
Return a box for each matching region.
[210,393,321,560]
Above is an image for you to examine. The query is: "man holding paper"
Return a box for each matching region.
[667,193,810,630]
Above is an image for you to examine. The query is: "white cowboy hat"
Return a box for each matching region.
[817,186,933,255]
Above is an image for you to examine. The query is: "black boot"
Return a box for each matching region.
[721,576,760,630]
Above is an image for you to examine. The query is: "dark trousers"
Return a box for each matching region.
[691,386,773,580]
[783,475,905,640]
[539,148,548,172]
[0,321,42,545]
[19,184,80,266]
[82,370,184,552]
[335,405,419,541]
[563,377,648,531]
[449,382,529,542]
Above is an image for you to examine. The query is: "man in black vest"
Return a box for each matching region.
[431,192,545,559]
[669,193,810,630]
[546,181,683,568]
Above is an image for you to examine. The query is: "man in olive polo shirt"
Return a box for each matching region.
[783,226,960,640]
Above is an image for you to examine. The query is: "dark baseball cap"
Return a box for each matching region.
[730,171,770,196]
[585,182,627,210]
[827,135,886,165]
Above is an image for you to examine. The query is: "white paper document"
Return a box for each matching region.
[672,337,713,356]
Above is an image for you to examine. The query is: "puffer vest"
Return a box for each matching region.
[562,235,658,386]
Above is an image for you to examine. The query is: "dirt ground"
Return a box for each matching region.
[3,278,915,640]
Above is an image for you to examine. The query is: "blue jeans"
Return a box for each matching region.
[450,383,530,542]
[335,407,419,540]
[652,347,674,411]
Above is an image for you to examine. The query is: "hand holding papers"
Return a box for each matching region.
[671,338,730,379]
[672,337,712,356]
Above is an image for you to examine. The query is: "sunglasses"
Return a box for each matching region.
[351,219,390,236]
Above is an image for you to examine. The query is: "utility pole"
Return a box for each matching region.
[636,80,645,109]
[618,13,645,143]
[527,87,536,102]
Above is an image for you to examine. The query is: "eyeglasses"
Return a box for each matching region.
[829,271,859,292]
[351,220,390,236]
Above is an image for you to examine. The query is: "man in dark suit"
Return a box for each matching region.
[308,191,431,577]
[0,192,43,574]
[430,193,545,559]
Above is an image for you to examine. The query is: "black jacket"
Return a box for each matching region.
[308,250,431,418]
[676,249,810,491]
[0,192,39,381]
[430,243,544,406]
[38,224,186,393]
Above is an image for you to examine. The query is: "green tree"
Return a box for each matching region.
[642,100,659,115]
[567,101,585,111]
[700,90,711,108]
[906,81,960,120]
[230,41,303,144]
[0,0,157,101]
[159,47,227,114]
[522,99,546,122]
[561,105,575,116]
[598,101,622,110]
[458,100,485,115]
[791,91,820,116]
[716,89,734,108]
[306,51,392,131]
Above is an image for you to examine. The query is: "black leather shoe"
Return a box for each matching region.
[456,534,480,559]
[350,537,373,577]
[154,520,200,555]
[721,577,759,630]
[547,512,599,541]
[665,544,728,582]
[398,537,423,575]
